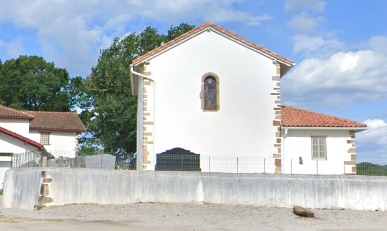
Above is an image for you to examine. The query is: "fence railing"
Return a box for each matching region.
[199,156,273,173]
[11,151,42,168]
[10,151,387,176]
[356,162,387,176]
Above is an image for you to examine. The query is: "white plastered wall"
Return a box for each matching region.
[0,119,30,137]
[0,133,40,187]
[29,131,78,158]
[282,129,356,175]
[142,29,279,173]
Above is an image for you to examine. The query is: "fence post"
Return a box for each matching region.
[236,157,239,173]
[316,160,319,175]
[208,156,211,172]
[291,159,292,174]
[264,158,266,173]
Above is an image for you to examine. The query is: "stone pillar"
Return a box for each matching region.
[35,171,53,210]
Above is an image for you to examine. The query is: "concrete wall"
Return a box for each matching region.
[0,160,11,188]
[140,29,278,172]
[3,168,42,210]
[4,168,387,211]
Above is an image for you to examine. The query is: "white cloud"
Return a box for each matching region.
[292,35,343,55]
[356,119,387,163]
[357,119,387,145]
[6,40,26,57]
[282,35,387,107]
[284,0,326,12]
[143,0,270,25]
[288,12,325,34]
[0,0,267,76]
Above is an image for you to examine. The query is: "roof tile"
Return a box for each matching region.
[28,111,87,133]
[281,106,367,128]
[0,105,34,120]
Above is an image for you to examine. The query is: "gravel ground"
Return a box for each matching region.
[1,196,387,231]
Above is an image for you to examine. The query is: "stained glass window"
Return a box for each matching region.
[204,76,217,110]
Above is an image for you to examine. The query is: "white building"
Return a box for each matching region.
[130,22,367,174]
[0,105,86,187]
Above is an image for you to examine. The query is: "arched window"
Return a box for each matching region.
[201,73,220,111]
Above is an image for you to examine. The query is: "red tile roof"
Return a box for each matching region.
[0,105,34,120]
[28,111,87,133]
[281,106,367,128]
[0,126,43,149]
[132,22,295,66]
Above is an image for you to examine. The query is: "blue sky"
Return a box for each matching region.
[0,0,386,163]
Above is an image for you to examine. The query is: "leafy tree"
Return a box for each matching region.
[0,55,72,111]
[83,23,195,155]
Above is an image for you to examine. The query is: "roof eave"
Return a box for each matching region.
[279,63,295,78]
[0,127,44,149]
[30,127,87,133]
[281,126,367,132]
[132,23,294,68]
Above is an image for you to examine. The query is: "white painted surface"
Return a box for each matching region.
[29,131,77,158]
[0,119,30,137]
[0,121,79,185]
[0,132,39,186]
[0,160,11,188]
[0,132,39,154]
[5,168,387,211]
[141,29,278,172]
[282,129,354,174]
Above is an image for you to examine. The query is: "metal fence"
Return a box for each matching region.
[199,155,273,173]
[356,162,387,176]
[11,151,42,168]
[10,151,387,176]
[283,158,387,175]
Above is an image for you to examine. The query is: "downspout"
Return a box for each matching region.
[130,64,155,171]
[281,125,288,174]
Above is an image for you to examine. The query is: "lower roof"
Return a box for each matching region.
[281,106,367,128]
[28,111,86,133]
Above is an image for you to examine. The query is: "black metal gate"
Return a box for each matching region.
[155,147,201,171]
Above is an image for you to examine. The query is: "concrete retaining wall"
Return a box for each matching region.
[3,168,387,211]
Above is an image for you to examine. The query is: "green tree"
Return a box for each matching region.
[83,23,195,155]
[0,55,73,111]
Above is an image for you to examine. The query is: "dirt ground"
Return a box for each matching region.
[1,196,387,231]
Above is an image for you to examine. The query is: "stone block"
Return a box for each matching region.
[85,154,116,169]
[38,196,53,205]
[40,184,50,197]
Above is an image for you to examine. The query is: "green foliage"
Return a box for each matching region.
[356,162,387,176]
[83,23,195,154]
[166,23,195,41]
[0,55,73,111]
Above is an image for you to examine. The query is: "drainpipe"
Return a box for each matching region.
[281,125,288,174]
[130,64,155,171]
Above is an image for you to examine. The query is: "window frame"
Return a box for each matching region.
[201,72,220,112]
[311,136,327,160]
[40,132,51,145]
